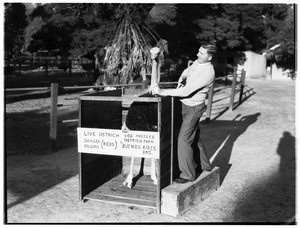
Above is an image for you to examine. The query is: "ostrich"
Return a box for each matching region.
[122,40,168,189]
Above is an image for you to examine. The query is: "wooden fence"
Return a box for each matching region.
[5,56,93,77]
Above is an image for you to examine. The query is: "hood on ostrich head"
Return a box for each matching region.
[150,47,160,60]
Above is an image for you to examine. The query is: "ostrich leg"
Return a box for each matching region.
[149,47,160,94]
[150,58,159,92]
[121,122,135,189]
[150,158,157,185]
[123,156,135,188]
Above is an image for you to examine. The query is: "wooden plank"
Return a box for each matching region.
[160,143,172,189]
[160,169,171,189]
[205,82,215,122]
[160,145,171,160]
[80,96,123,101]
[84,173,157,208]
[50,83,58,151]
[161,167,220,217]
[155,158,162,214]
[161,149,170,163]
[92,186,157,201]
[239,69,246,104]
[85,192,156,208]
[229,69,237,111]
[171,97,177,182]
[160,156,171,174]
[123,88,148,96]
[160,118,171,132]
[160,135,171,151]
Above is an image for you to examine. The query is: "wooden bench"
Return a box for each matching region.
[161,166,220,217]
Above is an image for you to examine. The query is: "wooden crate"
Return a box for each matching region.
[78,88,179,213]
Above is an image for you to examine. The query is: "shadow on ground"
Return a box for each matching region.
[6,108,79,210]
[6,105,78,156]
[196,112,261,185]
[227,131,296,223]
[6,166,77,210]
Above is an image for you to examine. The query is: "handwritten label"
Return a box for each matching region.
[77,127,160,158]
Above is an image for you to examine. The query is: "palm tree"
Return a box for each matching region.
[102,3,176,86]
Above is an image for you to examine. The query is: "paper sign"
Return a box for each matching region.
[77,127,160,159]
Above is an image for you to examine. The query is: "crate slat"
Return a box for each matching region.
[84,173,157,208]
[85,193,157,208]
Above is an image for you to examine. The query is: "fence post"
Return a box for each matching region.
[206,82,215,122]
[50,83,58,151]
[69,60,72,76]
[18,57,21,75]
[239,69,246,104]
[229,68,237,111]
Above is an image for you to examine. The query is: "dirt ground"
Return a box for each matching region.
[5,78,296,224]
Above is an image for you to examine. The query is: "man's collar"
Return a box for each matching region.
[196,61,211,66]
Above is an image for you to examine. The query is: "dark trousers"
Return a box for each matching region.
[177,102,212,180]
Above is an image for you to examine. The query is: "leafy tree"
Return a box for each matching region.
[153,4,265,64]
[24,3,295,81]
[24,16,44,53]
[26,3,176,84]
[155,4,295,75]
[68,4,118,57]
[275,5,295,72]
[28,22,72,56]
[4,3,28,58]
[26,4,77,57]
[264,4,295,73]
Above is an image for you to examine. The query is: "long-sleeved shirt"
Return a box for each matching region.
[161,61,215,106]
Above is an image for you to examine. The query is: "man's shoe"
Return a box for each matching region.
[173,178,193,184]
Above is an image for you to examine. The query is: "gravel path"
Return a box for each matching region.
[5,79,296,224]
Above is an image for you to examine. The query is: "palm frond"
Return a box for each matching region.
[104,15,152,85]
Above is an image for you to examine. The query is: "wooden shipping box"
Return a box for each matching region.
[78,88,181,213]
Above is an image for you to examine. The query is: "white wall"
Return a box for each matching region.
[243,51,267,79]
[270,63,292,80]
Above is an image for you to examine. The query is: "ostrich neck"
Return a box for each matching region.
[150,59,158,87]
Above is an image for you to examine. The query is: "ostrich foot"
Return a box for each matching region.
[151,174,158,185]
[151,168,158,185]
[123,174,133,189]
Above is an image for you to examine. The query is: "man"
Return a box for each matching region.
[152,44,217,183]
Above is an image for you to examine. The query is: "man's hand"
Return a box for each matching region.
[177,79,186,89]
[177,82,184,89]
